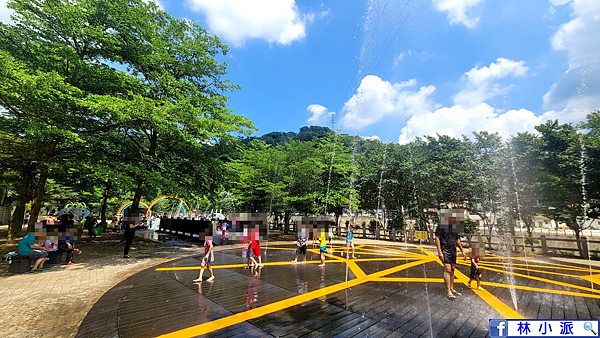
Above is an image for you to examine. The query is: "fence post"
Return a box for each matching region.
[581,237,589,259]
[540,235,548,255]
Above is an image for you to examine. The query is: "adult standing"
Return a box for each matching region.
[434,209,467,299]
[123,221,136,259]
[84,215,96,242]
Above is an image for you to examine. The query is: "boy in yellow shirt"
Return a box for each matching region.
[318,231,327,266]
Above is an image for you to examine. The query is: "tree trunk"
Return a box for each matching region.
[8,197,27,243]
[131,179,144,216]
[27,141,57,232]
[283,210,291,235]
[569,217,584,257]
[27,164,50,232]
[100,179,112,227]
[8,164,37,242]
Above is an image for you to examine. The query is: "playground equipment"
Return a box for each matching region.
[57,203,91,220]
[115,196,194,219]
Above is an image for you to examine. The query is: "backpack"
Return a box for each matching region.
[3,251,18,264]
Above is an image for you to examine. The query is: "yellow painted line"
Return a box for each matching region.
[417,246,523,319]
[307,249,346,262]
[343,251,416,258]
[349,245,425,257]
[579,274,600,285]
[362,244,426,255]
[477,260,600,273]
[374,277,446,283]
[455,261,581,279]
[477,265,600,295]
[347,260,367,279]
[481,282,600,300]
[158,279,366,337]
[368,258,434,279]
[157,260,340,271]
[158,259,431,338]
[353,257,423,262]
[156,257,427,271]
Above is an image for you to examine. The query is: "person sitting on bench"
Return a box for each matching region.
[58,213,81,265]
[18,232,49,272]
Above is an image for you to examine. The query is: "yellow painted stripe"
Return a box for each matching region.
[158,259,431,337]
[477,260,600,273]
[156,260,339,271]
[349,245,424,257]
[455,261,581,279]
[347,260,367,279]
[374,277,446,283]
[481,281,600,299]
[478,265,600,295]
[417,246,523,319]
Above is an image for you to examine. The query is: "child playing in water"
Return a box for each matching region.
[252,239,264,267]
[318,230,327,267]
[194,236,215,283]
[245,240,258,268]
[468,246,482,290]
[343,225,356,259]
[292,225,308,263]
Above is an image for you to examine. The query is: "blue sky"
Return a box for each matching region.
[2,0,598,143]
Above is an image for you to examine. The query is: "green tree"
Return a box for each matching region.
[536,120,587,256]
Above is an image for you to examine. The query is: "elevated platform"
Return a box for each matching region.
[77,243,600,337]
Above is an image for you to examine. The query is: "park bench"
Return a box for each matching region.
[5,251,63,273]
[7,255,32,273]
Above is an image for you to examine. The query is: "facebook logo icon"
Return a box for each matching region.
[489,320,508,338]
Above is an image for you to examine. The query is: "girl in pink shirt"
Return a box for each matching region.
[194,236,215,282]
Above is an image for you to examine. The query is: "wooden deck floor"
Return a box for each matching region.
[76,243,600,338]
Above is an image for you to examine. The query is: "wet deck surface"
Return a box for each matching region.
[76,243,600,337]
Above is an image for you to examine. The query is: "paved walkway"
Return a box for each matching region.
[0,246,196,338]
[76,241,600,338]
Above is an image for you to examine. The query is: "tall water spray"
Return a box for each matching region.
[579,132,594,289]
[509,152,530,275]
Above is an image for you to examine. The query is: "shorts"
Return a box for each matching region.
[247,249,253,257]
[27,250,48,261]
[203,252,214,264]
[320,245,326,254]
[469,266,481,279]
[296,244,307,255]
[441,248,457,265]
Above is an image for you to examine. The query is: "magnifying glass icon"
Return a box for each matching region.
[584,322,597,335]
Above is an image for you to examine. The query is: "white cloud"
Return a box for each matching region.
[340,75,439,130]
[454,58,529,107]
[185,0,320,46]
[141,0,164,10]
[307,104,334,125]
[433,0,484,29]
[392,53,406,66]
[398,104,546,144]
[363,135,381,142]
[0,0,13,24]
[544,0,600,116]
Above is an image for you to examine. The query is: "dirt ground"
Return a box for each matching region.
[0,226,170,275]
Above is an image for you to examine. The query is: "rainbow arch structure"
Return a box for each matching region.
[145,195,194,218]
[116,201,150,217]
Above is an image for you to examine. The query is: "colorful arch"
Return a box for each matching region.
[145,195,194,218]
[116,201,150,217]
